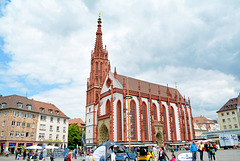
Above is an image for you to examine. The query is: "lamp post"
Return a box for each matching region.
[124,78,132,152]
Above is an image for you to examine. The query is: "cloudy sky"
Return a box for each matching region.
[0,0,240,120]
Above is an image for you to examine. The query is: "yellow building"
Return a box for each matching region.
[217,93,240,130]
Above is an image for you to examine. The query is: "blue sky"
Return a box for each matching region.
[0,0,240,119]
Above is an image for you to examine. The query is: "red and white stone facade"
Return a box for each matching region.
[85,16,195,146]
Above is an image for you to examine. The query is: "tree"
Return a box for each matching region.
[68,124,82,149]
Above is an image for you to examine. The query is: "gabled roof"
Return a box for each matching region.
[0,95,37,111]
[193,116,214,124]
[217,93,240,113]
[117,74,184,101]
[69,118,86,127]
[33,100,68,118]
[0,94,68,118]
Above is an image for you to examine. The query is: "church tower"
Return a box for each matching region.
[86,14,110,106]
[86,14,110,145]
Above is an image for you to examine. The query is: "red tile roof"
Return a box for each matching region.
[69,118,86,127]
[193,116,213,124]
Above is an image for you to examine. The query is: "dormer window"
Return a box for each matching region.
[40,107,45,112]
[1,103,6,108]
[17,103,23,108]
[27,104,32,110]
[56,111,59,115]
[49,109,53,114]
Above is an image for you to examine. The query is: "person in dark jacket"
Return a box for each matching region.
[39,151,43,160]
[50,154,55,161]
[209,143,216,161]
[204,142,211,160]
[157,147,169,161]
[15,150,18,160]
[23,150,27,160]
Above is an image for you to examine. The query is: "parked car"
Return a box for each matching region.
[115,149,137,161]
[137,146,154,161]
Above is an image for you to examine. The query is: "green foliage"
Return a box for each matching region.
[68,124,82,149]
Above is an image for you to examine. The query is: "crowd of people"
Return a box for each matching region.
[190,141,217,161]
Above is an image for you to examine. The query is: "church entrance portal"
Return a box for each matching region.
[156,132,163,146]
[98,124,109,145]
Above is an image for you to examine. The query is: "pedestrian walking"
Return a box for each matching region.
[204,142,211,161]
[89,153,96,161]
[198,141,204,161]
[100,154,106,161]
[67,153,72,161]
[15,150,18,160]
[190,141,198,161]
[170,154,176,161]
[43,148,47,161]
[39,151,44,161]
[157,147,169,161]
[23,150,27,160]
[209,143,216,161]
[50,154,55,161]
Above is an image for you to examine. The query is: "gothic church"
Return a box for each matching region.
[85,15,195,147]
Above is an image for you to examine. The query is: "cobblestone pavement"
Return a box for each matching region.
[0,149,240,161]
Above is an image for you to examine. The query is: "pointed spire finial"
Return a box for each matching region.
[175,82,177,89]
[99,12,101,18]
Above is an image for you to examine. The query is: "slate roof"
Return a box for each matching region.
[117,74,184,101]
[217,93,240,113]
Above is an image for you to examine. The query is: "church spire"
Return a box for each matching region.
[94,13,103,57]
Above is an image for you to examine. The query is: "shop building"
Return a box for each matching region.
[0,95,69,154]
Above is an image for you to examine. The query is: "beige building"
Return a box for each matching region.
[0,95,69,154]
[217,93,240,130]
[193,116,219,139]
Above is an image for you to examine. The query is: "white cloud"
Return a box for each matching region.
[0,0,240,119]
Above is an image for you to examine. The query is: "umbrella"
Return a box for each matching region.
[46,145,59,149]
[26,145,42,150]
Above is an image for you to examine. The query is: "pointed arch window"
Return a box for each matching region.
[130,100,137,140]
[96,62,98,74]
[171,106,177,141]
[100,62,102,75]
[162,105,167,140]
[142,102,148,140]
[117,101,122,141]
[153,103,158,121]
[106,100,110,115]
